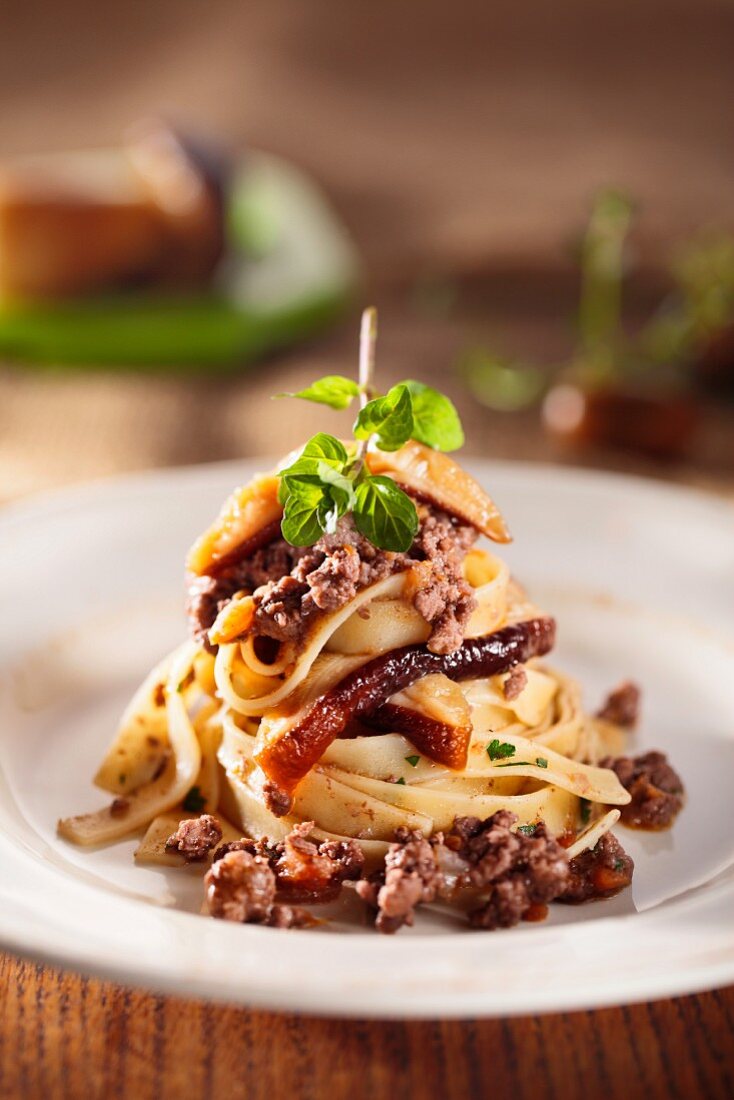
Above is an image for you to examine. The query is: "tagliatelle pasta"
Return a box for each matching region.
[59,643,203,845]
[59,565,629,856]
[58,342,684,933]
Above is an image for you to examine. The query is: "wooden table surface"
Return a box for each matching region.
[1,955,733,1100]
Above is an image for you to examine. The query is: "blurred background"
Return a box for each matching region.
[1,0,733,499]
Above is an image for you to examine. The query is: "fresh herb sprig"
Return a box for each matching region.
[275,308,464,552]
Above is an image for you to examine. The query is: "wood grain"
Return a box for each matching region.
[1,953,732,1100]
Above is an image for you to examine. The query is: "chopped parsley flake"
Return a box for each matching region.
[579,798,592,825]
[405,754,420,768]
[613,859,625,872]
[496,760,532,768]
[516,824,537,836]
[536,757,549,769]
[182,785,206,813]
[487,739,515,761]
[395,777,406,786]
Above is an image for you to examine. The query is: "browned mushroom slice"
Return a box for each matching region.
[366,674,473,770]
[366,441,511,543]
[186,474,283,577]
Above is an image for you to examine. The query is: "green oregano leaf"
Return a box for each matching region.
[315,461,357,513]
[353,475,419,552]
[274,314,469,554]
[281,481,329,546]
[353,384,414,452]
[279,433,349,480]
[276,375,360,410]
[401,380,464,451]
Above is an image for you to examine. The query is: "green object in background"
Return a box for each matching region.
[0,153,360,370]
[575,188,634,384]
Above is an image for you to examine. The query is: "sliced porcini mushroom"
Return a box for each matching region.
[368,674,473,770]
[186,473,283,577]
[0,149,164,298]
[366,441,511,543]
[125,119,228,283]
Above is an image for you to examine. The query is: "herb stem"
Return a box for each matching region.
[359,306,378,401]
[353,306,379,471]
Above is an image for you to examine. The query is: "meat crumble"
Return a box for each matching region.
[165,814,222,862]
[600,750,684,829]
[358,812,574,934]
[596,681,641,727]
[214,821,364,903]
[558,832,635,903]
[187,506,478,656]
[502,667,528,701]
[204,850,312,927]
[448,813,571,930]
[186,537,304,649]
[355,826,441,934]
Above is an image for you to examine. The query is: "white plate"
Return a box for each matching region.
[1,460,733,1018]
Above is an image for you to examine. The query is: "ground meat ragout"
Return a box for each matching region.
[600,750,685,829]
[355,826,441,934]
[448,813,572,930]
[502,667,528,701]
[183,812,638,932]
[357,812,591,934]
[187,505,478,656]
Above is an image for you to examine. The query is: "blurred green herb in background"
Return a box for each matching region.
[574,189,634,386]
[463,188,734,415]
[643,235,734,372]
[460,350,546,413]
